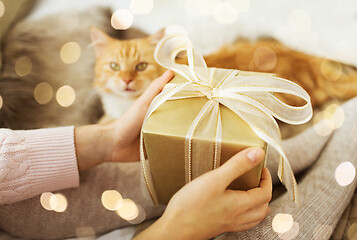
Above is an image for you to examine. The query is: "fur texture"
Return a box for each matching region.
[90,28,165,119]
[204,38,357,107]
[0,7,147,129]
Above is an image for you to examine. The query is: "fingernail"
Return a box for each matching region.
[246,148,263,163]
[162,70,172,78]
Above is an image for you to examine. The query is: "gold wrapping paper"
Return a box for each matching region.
[142,69,269,204]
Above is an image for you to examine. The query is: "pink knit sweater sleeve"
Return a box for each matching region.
[0,126,79,204]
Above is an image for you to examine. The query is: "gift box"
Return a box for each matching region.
[142,70,269,204]
[140,32,313,205]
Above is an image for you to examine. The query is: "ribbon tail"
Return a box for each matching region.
[278,155,300,207]
[140,132,159,204]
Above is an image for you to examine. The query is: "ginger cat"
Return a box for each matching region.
[90,27,165,121]
[204,38,357,107]
[91,28,357,122]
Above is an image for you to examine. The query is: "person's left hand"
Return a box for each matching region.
[109,70,174,162]
[74,70,174,171]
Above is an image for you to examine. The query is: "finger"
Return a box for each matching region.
[244,168,272,206]
[234,204,269,226]
[213,147,265,188]
[138,70,174,105]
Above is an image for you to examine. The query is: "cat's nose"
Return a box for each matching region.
[123,78,133,85]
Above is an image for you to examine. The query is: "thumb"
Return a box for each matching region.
[213,147,265,188]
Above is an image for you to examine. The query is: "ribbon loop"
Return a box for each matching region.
[141,32,313,205]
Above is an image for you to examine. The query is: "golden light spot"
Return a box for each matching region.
[40,192,55,211]
[212,2,238,24]
[278,222,299,240]
[272,213,294,234]
[116,199,139,221]
[325,103,345,129]
[0,1,4,18]
[34,82,53,105]
[289,9,311,33]
[49,193,68,212]
[313,224,333,240]
[335,161,356,187]
[130,0,154,14]
[111,9,134,30]
[127,205,146,224]
[253,47,277,71]
[60,42,81,64]
[76,227,96,239]
[15,56,32,77]
[56,85,76,107]
[320,59,342,81]
[335,40,355,63]
[101,190,123,211]
[313,110,335,137]
[58,11,79,31]
[348,223,357,240]
[0,95,3,110]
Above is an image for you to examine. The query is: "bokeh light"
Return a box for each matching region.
[49,193,68,212]
[272,213,294,234]
[335,161,356,187]
[56,85,76,107]
[60,42,81,64]
[348,223,357,240]
[313,102,345,136]
[335,40,355,63]
[0,1,4,18]
[116,199,139,221]
[278,222,299,240]
[0,95,3,110]
[313,110,335,137]
[15,56,32,77]
[253,47,277,71]
[111,9,134,30]
[289,9,311,33]
[58,11,79,31]
[313,224,333,240]
[34,82,53,105]
[76,227,96,239]
[325,103,345,129]
[320,59,342,81]
[40,192,55,211]
[212,2,238,24]
[130,0,154,14]
[127,205,146,224]
[101,190,123,211]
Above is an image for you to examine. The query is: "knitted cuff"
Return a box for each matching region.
[24,126,79,196]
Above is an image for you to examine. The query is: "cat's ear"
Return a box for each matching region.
[147,28,166,46]
[90,27,111,56]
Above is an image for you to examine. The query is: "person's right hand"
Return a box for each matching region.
[135,147,272,240]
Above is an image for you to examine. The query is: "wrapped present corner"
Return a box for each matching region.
[140,33,313,205]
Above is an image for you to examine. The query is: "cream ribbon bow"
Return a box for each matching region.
[140,34,313,206]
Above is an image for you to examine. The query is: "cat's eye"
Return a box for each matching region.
[135,62,148,71]
[109,62,120,71]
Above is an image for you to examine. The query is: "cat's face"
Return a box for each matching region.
[91,27,165,98]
